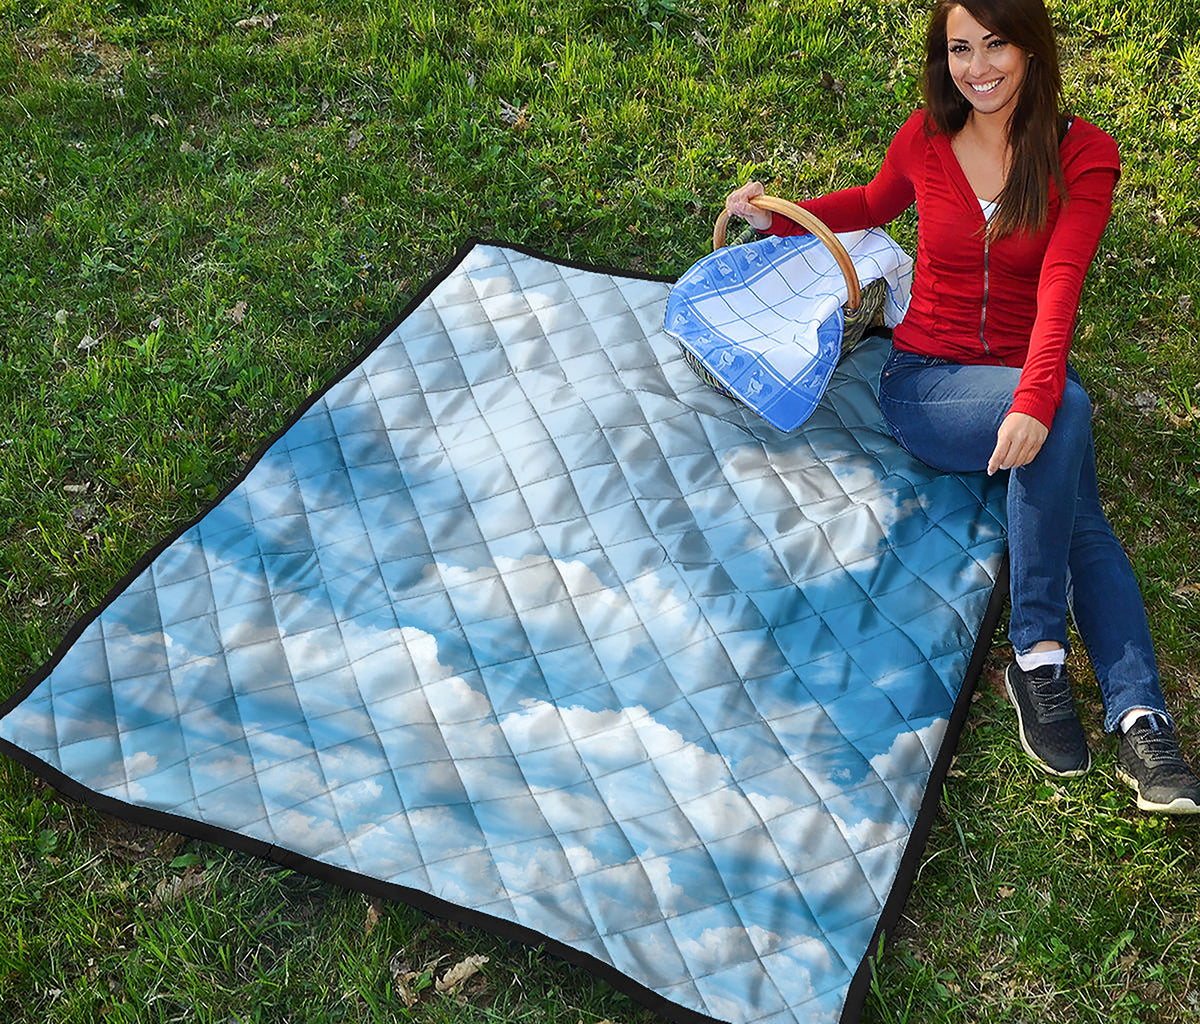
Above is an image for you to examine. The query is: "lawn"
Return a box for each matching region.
[1,0,1199,1021]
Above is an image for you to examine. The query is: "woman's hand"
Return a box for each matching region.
[725,181,772,232]
[987,412,1049,475]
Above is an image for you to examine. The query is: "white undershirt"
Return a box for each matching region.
[979,197,998,221]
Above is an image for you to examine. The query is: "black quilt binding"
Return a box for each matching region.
[0,238,1006,1024]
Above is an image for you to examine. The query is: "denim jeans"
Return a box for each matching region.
[877,345,1168,732]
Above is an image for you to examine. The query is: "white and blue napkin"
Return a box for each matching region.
[665,229,913,431]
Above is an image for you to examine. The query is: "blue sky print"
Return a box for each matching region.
[1,245,1006,1024]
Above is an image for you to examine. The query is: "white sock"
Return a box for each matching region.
[1120,709,1164,733]
[1015,648,1066,672]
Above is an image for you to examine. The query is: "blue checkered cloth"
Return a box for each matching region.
[665,230,913,432]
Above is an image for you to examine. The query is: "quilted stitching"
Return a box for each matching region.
[1,244,1005,1024]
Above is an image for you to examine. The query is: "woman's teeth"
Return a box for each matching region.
[971,80,1000,93]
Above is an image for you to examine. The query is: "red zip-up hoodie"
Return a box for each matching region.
[766,109,1120,428]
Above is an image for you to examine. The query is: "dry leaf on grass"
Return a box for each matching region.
[389,961,419,1007]
[436,954,489,994]
[77,333,100,350]
[227,301,248,325]
[498,98,529,128]
[151,867,207,908]
[818,71,845,95]
[364,895,384,935]
[236,12,279,30]
[389,952,435,1008]
[1131,390,1157,413]
[156,833,185,860]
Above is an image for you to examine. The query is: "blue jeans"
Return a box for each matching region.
[877,346,1168,732]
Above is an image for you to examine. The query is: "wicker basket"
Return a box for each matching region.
[680,195,887,399]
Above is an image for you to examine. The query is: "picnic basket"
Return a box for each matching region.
[678,195,888,400]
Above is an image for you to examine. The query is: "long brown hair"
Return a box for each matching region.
[923,0,1068,238]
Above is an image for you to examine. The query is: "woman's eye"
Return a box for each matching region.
[988,39,1008,48]
[949,44,968,54]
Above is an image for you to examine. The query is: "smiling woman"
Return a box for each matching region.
[946,10,1030,117]
[725,0,1200,816]
[923,0,1065,239]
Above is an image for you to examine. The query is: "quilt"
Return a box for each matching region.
[0,241,1007,1024]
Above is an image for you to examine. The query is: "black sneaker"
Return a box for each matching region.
[1116,715,1200,815]
[1004,662,1092,777]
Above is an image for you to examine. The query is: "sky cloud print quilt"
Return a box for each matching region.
[0,241,1007,1024]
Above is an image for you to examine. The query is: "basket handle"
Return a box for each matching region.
[713,195,862,312]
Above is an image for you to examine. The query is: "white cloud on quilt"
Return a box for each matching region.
[91,750,159,802]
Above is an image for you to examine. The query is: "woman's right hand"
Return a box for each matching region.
[725,181,773,232]
[987,412,1049,475]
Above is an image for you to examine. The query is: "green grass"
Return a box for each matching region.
[2,0,1199,1021]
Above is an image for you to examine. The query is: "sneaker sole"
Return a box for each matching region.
[1004,667,1092,778]
[1115,765,1200,815]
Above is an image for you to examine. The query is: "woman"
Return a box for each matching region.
[726,0,1199,813]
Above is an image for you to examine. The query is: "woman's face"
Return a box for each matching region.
[945,5,1030,120]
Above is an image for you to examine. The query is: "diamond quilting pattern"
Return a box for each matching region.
[1,243,1006,1024]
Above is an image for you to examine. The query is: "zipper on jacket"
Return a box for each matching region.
[979,229,992,357]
